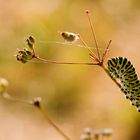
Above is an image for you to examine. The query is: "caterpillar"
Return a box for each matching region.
[107,57,140,112]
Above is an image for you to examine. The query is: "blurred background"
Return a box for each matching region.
[0,0,140,140]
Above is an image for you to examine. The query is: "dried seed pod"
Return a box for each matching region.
[15,48,33,63]
[80,128,93,140]
[26,36,35,49]
[61,31,79,43]
[32,97,42,107]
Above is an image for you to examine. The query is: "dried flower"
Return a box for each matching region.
[32,97,42,107]
[61,31,79,43]
[84,128,92,135]
[15,48,33,63]
[80,128,92,140]
[26,36,35,49]
[101,128,113,137]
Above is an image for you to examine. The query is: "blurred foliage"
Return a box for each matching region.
[1,0,140,140]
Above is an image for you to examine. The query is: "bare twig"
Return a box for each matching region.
[101,64,121,88]
[102,40,112,62]
[85,10,101,61]
[78,34,100,63]
[34,56,99,65]
[35,103,72,140]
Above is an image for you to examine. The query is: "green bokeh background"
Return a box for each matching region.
[0,0,140,140]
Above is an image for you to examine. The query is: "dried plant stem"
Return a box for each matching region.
[85,10,101,60]
[2,93,72,140]
[32,44,36,57]
[34,56,99,65]
[78,34,100,63]
[33,52,120,89]
[2,92,32,105]
[35,104,72,140]
[102,40,112,62]
[34,54,120,89]
[101,64,121,88]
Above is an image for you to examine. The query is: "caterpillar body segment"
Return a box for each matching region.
[107,57,140,112]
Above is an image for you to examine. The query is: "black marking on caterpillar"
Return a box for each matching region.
[107,57,140,112]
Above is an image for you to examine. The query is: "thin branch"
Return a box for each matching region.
[32,44,36,57]
[85,10,101,60]
[34,56,121,89]
[35,104,72,140]
[33,56,99,65]
[101,64,121,88]
[78,34,100,63]
[102,40,112,62]
[2,92,32,105]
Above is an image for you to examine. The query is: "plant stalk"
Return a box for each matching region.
[34,56,99,65]
[101,64,121,88]
[35,104,72,140]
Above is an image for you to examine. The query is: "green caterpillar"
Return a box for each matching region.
[107,57,140,112]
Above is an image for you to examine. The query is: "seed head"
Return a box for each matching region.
[15,48,33,63]
[61,31,79,43]
[26,36,35,49]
